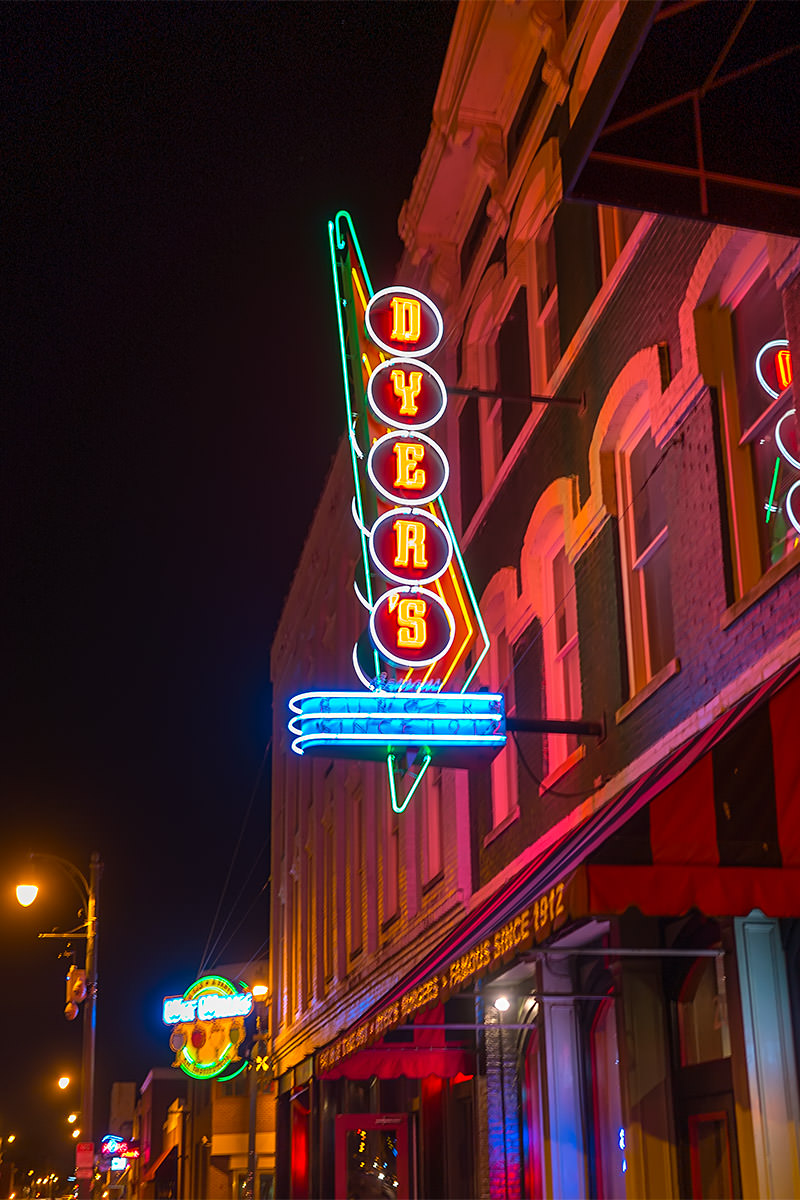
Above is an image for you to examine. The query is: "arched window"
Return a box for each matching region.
[593,349,676,698]
[687,229,797,602]
[519,482,583,779]
[614,408,675,693]
[479,569,519,829]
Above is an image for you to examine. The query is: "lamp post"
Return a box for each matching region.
[16,852,101,1199]
[245,985,272,1200]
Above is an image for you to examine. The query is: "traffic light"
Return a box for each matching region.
[65,966,87,1020]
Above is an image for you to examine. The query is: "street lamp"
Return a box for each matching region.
[16,851,101,1199]
[245,985,272,1200]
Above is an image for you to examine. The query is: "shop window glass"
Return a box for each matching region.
[731,270,796,575]
[678,959,731,1068]
[617,425,675,693]
[688,1113,734,1199]
[523,1026,544,1198]
[591,998,627,1199]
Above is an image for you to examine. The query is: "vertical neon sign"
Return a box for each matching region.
[287,213,500,812]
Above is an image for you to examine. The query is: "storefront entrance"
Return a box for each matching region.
[334,1114,409,1200]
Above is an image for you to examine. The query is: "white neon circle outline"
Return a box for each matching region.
[351,643,377,691]
[368,506,453,586]
[775,408,800,470]
[786,480,800,535]
[367,358,448,431]
[755,339,790,401]
[365,286,444,358]
[367,429,450,507]
[369,585,456,669]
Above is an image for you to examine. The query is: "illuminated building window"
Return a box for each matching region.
[480,570,518,829]
[729,271,795,581]
[535,221,560,382]
[598,205,641,281]
[382,802,399,925]
[692,236,797,601]
[519,487,582,779]
[421,767,443,887]
[458,286,532,530]
[615,418,675,695]
[323,818,335,986]
[544,541,581,772]
[291,875,301,1020]
[348,787,364,960]
[304,828,314,1006]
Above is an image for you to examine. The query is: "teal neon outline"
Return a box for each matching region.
[327,217,380,681]
[388,752,432,814]
[766,455,781,523]
[327,211,494,811]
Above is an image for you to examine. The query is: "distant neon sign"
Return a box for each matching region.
[164,975,251,1081]
[287,213,502,811]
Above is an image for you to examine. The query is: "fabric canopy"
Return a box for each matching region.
[317,654,800,1072]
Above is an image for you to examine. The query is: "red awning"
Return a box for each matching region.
[319,1004,474,1080]
[321,1046,473,1080]
[316,654,800,1072]
[581,864,800,921]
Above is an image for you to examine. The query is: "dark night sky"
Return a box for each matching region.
[2,1,456,1172]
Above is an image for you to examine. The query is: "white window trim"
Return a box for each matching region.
[614,409,672,694]
[479,569,520,831]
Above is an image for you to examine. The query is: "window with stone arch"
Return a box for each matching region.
[520,481,583,779]
[478,568,519,830]
[593,350,676,699]
[687,229,797,602]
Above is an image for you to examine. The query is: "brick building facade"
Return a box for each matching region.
[270,3,800,1196]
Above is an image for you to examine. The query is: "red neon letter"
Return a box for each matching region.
[393,442,426,490]
[390,369,422,416]
[390,297,421,343]
[776,347,793,390]
[393,519,428,569]
[397,597,427,648]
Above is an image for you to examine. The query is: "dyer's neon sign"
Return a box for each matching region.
[163,975,251,1081]
[288,212,504,811]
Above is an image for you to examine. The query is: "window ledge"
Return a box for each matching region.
[421,870,444,897]
[720,545,800,631]
[615,657,681,724]
[538,744,587,797]
[482,804,520,848]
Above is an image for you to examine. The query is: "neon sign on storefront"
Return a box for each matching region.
[288,212,504,811]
